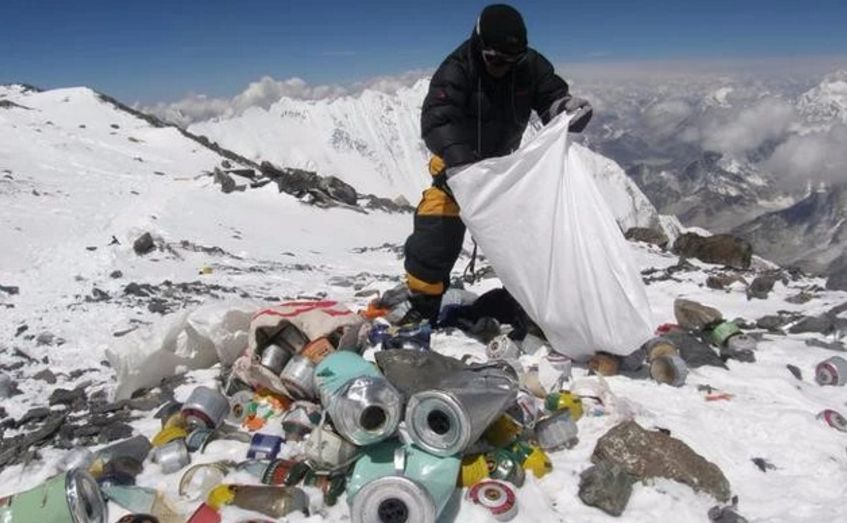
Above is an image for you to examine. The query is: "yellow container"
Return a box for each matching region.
[522,446,553,479]
[151,426,188,448]
[458,454,490,487]
[544,391,584,421]
[483,415,523,448]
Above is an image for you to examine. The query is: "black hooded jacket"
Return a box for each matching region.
[421,31,571,168]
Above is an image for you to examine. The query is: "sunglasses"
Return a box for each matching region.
[481,47,527,67]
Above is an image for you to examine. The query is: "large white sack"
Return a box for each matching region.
[448,113,653,359]
[106,301,257,399]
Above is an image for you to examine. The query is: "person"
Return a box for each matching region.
[398,3,593,322]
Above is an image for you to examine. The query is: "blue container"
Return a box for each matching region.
[247,433,284,460]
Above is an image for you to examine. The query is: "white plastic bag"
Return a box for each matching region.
[448,113,653,359]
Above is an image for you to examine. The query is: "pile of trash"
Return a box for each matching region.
[3,289,846,523]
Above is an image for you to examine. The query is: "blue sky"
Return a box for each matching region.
[1,0,845,103]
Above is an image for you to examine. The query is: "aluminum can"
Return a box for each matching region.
[486,449,525,487]
[258,343,293,374]
[405,367,518,457]
[650,355,688,387]
[534,410,578,451]
[280,355,317,399]
[0,469,106,523]
[154,439,190,474]
[815,356,847,386]
[181,386,230,429]
[467,479,518,522]
[247,433,284,460]
[275,323,310,353]
[817,409,847,432]
[486,334,521,361]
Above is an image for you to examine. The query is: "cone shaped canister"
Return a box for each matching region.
[405,366,518,457]
[0,469,106,523]
[315,351,402,446]
[347,439,460,523]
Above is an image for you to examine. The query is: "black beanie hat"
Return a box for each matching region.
[476,4,527,55]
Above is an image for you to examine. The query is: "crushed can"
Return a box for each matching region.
[406,366,518,457]
[181,386,230,429]
[534,410,578,451]
[817,409,847,432]
[226,485,309,518]
[301,337,335,364]
[258,343,294,375]
[154,439,190,474]
[486,334,521,361]
[650,355,688,387]
[0,469,106,523]
[179,462,234,501]
[303,424,361,473]
[485,449,525,487]
[280,354,317,399]
[467,479,518,522]
[815,356,847,386]
[281,401,322,441]
[247,433,284,460]
[315,351,402,446]
[347,439,460,523]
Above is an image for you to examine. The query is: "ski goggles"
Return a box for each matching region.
[481,47,527,67]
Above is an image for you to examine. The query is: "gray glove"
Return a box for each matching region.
[563,96,593,133]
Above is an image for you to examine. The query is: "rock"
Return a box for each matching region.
[98,422,134,443]
[578,462,634,516]
[785,291,814,304]
[49,387,87,408]
[35,331,55,346]
[751,457,775,472]
[786,364,803,380]
[221,159,232,169]
[33,368,57,384]
[789,315,834,335]
[674,298,723,331]
[663,331,727,369]
[18,407,51,426]
[747,273,778,300]
[624,227,669,249]
[756,314,793,332]
[672,233,752,270]
[109,270,123,279]
[803,338,846,352]
[133,232,155,255]
[86,287,110,303]
[393,195,411,207]
[0,285,19,295]
[213,168,245,194]
[708,499,749,523]
[706,273,747,290]
[124,282,154,297]
[319,176,358,206]
[591,420,731,502]
[0,373,20,398]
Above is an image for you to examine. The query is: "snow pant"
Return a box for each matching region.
[403,156,465,297]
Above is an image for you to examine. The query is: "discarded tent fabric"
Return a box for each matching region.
[448,113,653,359]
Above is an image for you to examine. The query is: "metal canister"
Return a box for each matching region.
[350,476,435,523]
[226,390,254,426]
[534,410,578,451]
[506,390,541,430]
[0,469,106,523]
[280,355,317,400]
[181,386,230,429]
[228,485,309,518]
[261,459,307,486]
[315,351,402,446]
[247,433,284,460]
[817,409,847,432]
[650,355,688,387]
[258,343,294,375]
[405,367,518,457]
[154,439,190,474]
[487,334,521,361]
[303,424,361,473]
[486,449,525,487]
[815,356,847,386]
[301,337,335,364]
[281,401,322,441]
[467,479,518,522]
[275,323,310,353]
[458,455,490,488]
[643,336,678,362]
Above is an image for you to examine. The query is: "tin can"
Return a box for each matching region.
[281,401,322,441]
[275,323,310,353]
[458,454,490,488]
[817,409,847,432]
[0,469,106,523]
[467,479,518,522]
[181,386,230,429]
[650,355,688,387]
[258,343,293,375]
[644,337,678,362]
[154,439,190,474]
[506,390,541,430]
[486,449,525,487]
[710,321,742,347]
[280,355,317,400]
[227,390,254,426]
[301,337,335,364]
[247,433,284,460]
[534,410,578,451]
[179,462,233,501]
[487,334,521,361]
[815,356,847,386]
[303,424,361,473]
[544,391,584,421]
[261,459,305,486]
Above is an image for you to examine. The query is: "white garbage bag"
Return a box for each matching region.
[106,301,257,399]
[448,113,653,359]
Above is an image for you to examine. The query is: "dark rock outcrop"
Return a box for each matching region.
[672,233,753,270]
[578,462,634,516]
[133,232,155,255]
[625,227,669,249]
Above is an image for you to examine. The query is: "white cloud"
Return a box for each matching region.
[698,97,796,155]
[766,124,847,185]
[641,100,694,138]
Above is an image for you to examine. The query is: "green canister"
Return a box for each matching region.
[0,469,106,523]
[347,439,460,523]
[710,321,741,347]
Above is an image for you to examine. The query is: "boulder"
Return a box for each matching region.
[706,273,747,291]
[747,273,779,300]
[789,315,834,335]
[674,298,723,331]
[578,462,634,516]
[319,176,358,206]
[132,232,155,256]
[591,421,731,502]
[672,233,752,270]
[624,227,669,249]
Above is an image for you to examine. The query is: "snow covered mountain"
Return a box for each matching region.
[798,70,847,125]
[187,80,671,235]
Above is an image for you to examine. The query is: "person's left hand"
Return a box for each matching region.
[564,97,593,132]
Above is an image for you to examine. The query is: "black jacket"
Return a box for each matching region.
[421,31,572,168]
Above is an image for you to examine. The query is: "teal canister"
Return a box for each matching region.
[347,439,460,523]
[0,469,106,523]
[315,351,380,402]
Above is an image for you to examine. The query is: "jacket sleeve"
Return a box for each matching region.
[420,57,477,167]
[530,52,570,125]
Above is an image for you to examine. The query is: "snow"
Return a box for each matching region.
[2,85,847,523]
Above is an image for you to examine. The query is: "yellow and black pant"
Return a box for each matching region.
[403,156,466,297]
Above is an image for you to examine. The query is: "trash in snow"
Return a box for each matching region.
[817,409,847,432]
[815,356,847,386]
[0,469,106,523]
